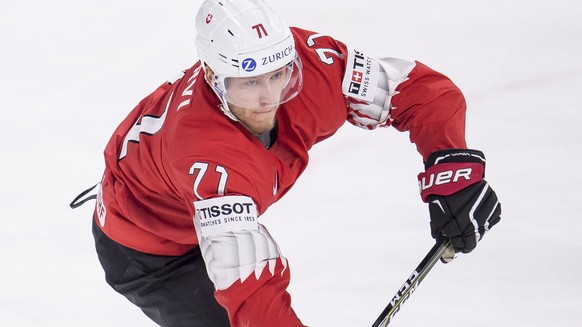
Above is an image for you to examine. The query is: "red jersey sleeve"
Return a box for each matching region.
[389,61,467,160]
[296,26,468,161]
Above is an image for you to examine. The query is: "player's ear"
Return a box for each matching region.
[203,64,215,85]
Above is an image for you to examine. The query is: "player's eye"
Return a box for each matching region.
[271,72,283,80]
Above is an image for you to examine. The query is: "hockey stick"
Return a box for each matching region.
[371,239,454,327]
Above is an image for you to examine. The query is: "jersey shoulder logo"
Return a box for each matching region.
[194,195,258,237]
[341,48,380,102]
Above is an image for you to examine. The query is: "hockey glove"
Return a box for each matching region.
[418,149,501,254]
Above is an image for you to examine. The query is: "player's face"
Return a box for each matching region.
[226,66,288,108]
[204,60,303,136]
[225,66,290,135]
[228,101,278,136]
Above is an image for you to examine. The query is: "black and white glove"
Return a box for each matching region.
[418,149,501,254]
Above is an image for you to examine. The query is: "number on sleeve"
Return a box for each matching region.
[189,162,229,200]
[307,33,343,65]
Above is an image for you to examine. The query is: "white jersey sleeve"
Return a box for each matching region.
[341,48,416,129]
[193,195,286,290]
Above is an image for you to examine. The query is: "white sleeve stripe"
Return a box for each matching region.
[348,109,379,123]
[348,101,385,118]
[348,111,382,125]
[376,57,416,95]
[195,219,285,290]
[346,57,416,130]
[236,231,257,284]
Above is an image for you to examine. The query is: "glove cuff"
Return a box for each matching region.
[424,148,487,170]
[418,149,486,202]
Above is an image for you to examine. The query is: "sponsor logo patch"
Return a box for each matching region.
[238,37,295,77]
[241,58,257,72]
[417,163,484,202]
[342,48,380,102]
[194,196,258,237]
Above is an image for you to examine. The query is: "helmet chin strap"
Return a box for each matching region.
[207,71,239,121]
[218,103,238,122]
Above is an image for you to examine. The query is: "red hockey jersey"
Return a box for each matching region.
[96,27,467,326]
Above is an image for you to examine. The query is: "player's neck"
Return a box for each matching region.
[256,121,278,149]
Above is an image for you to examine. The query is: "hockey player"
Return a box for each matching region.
[87,0,502,326]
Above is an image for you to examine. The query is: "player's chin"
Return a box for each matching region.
[253,105,278,114]
[249,117,276,135]
[252,107,277,122]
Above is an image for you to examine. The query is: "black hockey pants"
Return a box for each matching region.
[92,219,230,327]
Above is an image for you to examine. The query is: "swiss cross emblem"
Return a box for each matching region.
[251,23,268,38]
[352,71,363,83]
[206,13,213,24]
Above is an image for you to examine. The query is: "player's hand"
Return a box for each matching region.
[418,149,501,253]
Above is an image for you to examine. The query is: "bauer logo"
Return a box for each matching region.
[241,58,257,72]
[418,168,474,192]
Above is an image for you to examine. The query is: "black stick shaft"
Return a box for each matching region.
[371,240,452,327]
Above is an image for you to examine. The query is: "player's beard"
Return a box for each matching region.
[230,104,279,136]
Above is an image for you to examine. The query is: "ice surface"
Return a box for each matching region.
[1,0,580,326]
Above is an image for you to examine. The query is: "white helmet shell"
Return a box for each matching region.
[195,0,295,78]
[195,0,302,119]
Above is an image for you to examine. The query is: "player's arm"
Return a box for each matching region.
[174,159,305,327]
[193,195,302,326]
[383,60,467,159]
[339,50,466,159]
[339,48,501,253]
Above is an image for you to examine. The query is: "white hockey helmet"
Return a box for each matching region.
[195,0,303,120]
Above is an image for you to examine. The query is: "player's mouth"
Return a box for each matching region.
[253,106,277,114]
